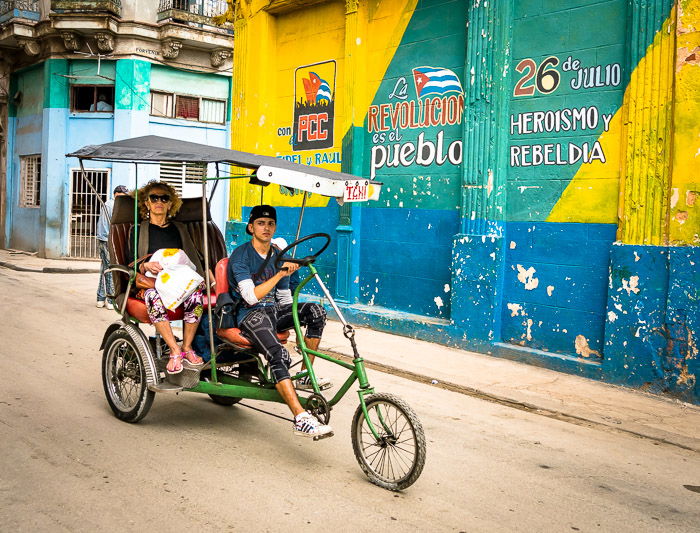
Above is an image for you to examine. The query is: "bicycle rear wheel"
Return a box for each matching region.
[351,392,426,491]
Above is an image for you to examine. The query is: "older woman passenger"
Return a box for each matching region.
[129,180,206,374]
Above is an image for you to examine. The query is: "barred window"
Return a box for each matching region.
[20,154,41,208]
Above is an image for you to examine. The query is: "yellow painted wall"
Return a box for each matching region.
[550,1,700,246]
[227,0,417,219]
[669,0,700,244]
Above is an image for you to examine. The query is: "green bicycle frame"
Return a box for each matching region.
[188,258,384,440]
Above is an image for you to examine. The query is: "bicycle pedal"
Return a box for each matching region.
[313,431,334,441]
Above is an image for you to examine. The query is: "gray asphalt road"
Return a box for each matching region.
[1,268,699,532]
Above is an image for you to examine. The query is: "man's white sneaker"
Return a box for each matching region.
[105,301,114,310]
[293,411,333,439]
[296,375,332,391]
[96,301,105,308]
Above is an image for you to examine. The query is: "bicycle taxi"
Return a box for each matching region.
[69,135,426,491]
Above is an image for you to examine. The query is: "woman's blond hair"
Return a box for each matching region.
[136,180,183,220]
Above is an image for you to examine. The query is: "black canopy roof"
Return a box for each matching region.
[67,135,372,184]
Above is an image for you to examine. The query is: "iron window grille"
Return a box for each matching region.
[19,154,41,208]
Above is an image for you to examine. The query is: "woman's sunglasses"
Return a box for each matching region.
[149,193,171,203]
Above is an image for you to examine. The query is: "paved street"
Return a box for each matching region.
[1,267,699,532]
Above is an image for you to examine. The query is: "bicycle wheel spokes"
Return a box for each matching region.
[111,340,140,409]
[352,393,426,490]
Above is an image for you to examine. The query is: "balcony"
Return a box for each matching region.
[0,1,40,24]
[157,0,229,29]
[51,0,121,17]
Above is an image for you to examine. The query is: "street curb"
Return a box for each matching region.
[0,261,99,274]
[325,349,700,453]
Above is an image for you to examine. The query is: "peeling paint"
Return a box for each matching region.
[620,276,640,295]
[443,284,450,293]
[507,302,522,317]
[671,187,679,209]
[434,296,444,309]
[509,241,516,249]
[526,318,533,341]
[546,285,554,296]
[517,185,541,193]
[608,311,618,322]
[516,264,539,290]
[574,334,600,358]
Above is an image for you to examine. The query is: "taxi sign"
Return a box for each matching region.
[344,180,370,202]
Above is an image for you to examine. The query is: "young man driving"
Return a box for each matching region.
[216,205,332,438]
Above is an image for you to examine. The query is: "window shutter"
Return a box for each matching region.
[176,95,199,120]
[201,98,226,124]
[159,162,207,197]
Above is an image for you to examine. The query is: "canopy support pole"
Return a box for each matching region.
[202,179,217,382]
[292,192,308,259]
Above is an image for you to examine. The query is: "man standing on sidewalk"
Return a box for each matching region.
[96,185,128,309]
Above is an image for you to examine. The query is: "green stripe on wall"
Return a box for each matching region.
[44,59,69,109]
[115,59,152,112]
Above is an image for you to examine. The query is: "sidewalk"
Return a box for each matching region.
[2,247,698,452]
[0,249,99,273]
[321,322,700,452]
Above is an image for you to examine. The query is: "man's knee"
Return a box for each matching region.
[268,344,292,382]
[304,303,326,338]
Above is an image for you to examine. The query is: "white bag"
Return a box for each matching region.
[149,248,204,310]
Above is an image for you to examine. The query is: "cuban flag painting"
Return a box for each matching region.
[412,66,464,98]
[303,71,332,104]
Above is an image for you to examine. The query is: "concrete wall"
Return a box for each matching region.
[7,64,45,253]
[6,58,232,256]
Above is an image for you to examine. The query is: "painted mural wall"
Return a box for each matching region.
[226,0,699,403]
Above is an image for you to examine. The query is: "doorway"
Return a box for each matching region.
[69,168,109,258]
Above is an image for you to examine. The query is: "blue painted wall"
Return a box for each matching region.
[360,208,458,317]
[604,244,699,402]
[8,64,44,253]
[501,222,616,357]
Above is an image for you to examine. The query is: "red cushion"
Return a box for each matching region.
[215,258,229,296]
[218,327,290,348]
[125,294,215,324]
[126,297,184,323]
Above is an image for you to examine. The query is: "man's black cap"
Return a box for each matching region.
[113,185,128,195]
[246,204,277,235]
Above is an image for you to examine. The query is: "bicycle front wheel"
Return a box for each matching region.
[351,392,426,491]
